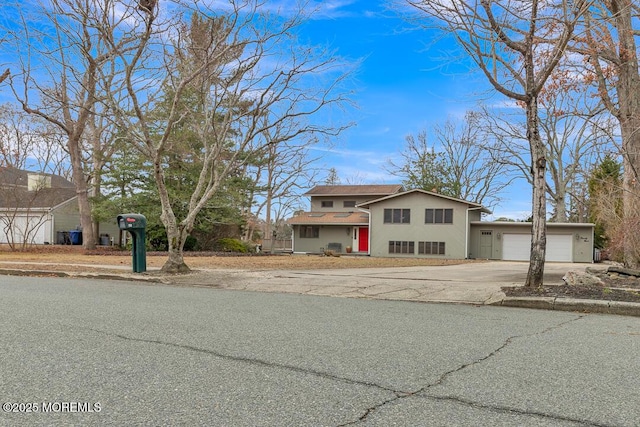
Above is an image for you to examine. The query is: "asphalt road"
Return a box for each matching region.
[1,275,640,426]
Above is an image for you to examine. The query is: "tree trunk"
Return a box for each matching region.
[553,187,568,222]
[613,0,640,268]
[153,160,191,273]
[621,116,640,268]
[68,135,96,250]
[525,95,547,287]
[162,224,191,273]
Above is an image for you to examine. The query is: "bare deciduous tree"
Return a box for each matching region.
[109,2,352,272]
[405,0,590,286]
[0,69,9,87]
[0,104,70,177]
[388,112,510,209]
[4,0,143,250]
[241,124,322,242]
[481,68,615,223]
[573,0,640,268]
[434,111,512,209]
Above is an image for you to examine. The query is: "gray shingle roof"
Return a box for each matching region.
[287,211,369,225]
[0,167,76,209]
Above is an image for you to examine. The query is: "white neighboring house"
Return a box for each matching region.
[0,167,118,247]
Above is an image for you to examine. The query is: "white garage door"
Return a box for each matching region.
[547,235,573,262]
[0,215,49,245]
[502,234,530,261]
[502,233,573,262]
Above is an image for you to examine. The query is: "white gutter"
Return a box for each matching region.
[47,209,54,244]
[290,225,295,254]
[465,207,483,259]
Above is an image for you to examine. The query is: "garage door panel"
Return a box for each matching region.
[502,233,573,262]
[547,235,573,262]
[0,215,48,244]
[502,234,530,261]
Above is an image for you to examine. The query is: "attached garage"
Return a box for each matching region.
[469,221,594,263]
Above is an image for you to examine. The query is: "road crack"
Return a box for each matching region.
[84,326,401,396]
[421,395,612,427]
[83,316,589,427]
[339,314,587,426]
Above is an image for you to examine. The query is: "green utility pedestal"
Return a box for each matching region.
[117,214,147,273]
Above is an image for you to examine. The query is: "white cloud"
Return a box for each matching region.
[190,0,360,19]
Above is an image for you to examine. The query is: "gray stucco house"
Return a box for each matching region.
[288,185,595,262]
[288,184,403,254]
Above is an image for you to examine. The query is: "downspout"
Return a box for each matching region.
[466,207,483,259]
[591,223,595,263]
[48,208,54,244]
[291,225,296,254]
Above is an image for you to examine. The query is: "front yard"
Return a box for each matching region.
[0,245,480,272]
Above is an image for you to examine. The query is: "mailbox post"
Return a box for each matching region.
[117,214,147,273]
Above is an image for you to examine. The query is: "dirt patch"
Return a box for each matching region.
[503,267,640,302]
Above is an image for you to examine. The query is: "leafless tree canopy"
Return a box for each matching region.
[105,1,353,272]
[404,0,590,286]
[570,0,640,267]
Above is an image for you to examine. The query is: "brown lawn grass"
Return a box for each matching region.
[0,244,483,271]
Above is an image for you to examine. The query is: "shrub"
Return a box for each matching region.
[184,235,198,252]
[215,238,247,253]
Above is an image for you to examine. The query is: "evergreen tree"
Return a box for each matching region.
[588,155,622,250]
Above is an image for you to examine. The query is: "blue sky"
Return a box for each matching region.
[295,1,533,220]
[0,0,533,220]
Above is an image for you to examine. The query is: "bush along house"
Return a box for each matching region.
[287,185,595,262]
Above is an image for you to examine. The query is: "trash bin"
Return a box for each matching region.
[100,234,110,246]
[68,230,83,245]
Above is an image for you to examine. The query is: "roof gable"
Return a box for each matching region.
[357,189,492,214]
[0,167,76,209]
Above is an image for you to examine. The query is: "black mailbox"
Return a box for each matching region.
[117,214,147,273]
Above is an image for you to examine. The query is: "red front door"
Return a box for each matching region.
[358,227,369,252]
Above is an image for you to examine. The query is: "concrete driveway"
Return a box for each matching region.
[171,261,597,305]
